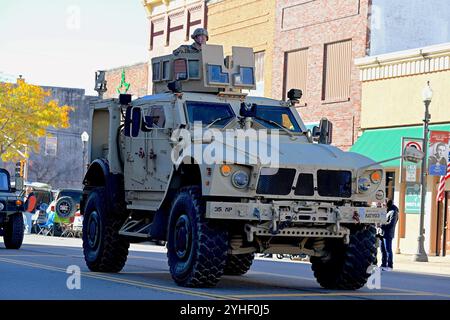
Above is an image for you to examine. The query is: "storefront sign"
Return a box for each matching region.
[405,183,421,214]
[428,131,450,176]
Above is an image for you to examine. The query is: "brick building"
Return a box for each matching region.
[206,0,276,97]
[103,62,149,99]
[272,0,371,150]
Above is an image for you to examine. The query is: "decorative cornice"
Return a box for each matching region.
[355,42,450,82]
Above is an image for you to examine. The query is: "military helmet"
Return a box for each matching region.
[191,28,209,41]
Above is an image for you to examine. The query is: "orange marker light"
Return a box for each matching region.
[16,200,23,206]
[370,171,382,183]
[220,165,232,177]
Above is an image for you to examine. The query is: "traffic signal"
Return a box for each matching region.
[15,160,25,177]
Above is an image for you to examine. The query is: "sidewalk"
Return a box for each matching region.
[391,253,450,277]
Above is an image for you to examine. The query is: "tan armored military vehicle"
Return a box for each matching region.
[82,45,389,289]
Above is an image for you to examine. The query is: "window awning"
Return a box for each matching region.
[350,124,450,167]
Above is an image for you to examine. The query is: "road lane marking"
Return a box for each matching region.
[230,292,436,298]
[250,270,450,298]
[0,257,237,300]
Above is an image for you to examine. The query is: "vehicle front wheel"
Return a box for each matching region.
[167,186,228,288]
[82,187,129,273]
[310,226,377,290]
[3,213,24,249]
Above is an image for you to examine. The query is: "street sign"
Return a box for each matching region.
[400,137,424,183]
[406,164,417,182]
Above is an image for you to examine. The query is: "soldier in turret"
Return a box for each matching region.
[173,28,209,55]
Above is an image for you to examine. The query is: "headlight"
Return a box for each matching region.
[358,177,371,193]
[0,202,4,211]
[231,171,249,189]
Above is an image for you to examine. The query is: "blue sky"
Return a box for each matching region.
[0,0,148,94]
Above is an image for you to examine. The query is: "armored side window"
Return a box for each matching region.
[162,61,170,80]
[174,59,188,80]
[188,60,200,79]
[207,65,230,85]
[234,66,255,86]
[152,62,161,81]
[148,106,166,128]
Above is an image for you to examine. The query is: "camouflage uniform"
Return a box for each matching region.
[173,43,201,55]
[173,28,208,56]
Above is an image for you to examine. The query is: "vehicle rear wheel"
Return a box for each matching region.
[167,186,228,287]
[224,253,254,276]
[310,226,377,290]
[3,213,24,249]
[82,187,129,272]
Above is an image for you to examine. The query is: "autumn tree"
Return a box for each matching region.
[0,80,72,162]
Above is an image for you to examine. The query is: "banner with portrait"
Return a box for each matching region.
[428,131,450,176]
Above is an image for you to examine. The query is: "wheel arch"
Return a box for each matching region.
[81,159,125,215]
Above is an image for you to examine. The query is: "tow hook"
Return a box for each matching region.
[270,204,279,235]
[333,208,342,234]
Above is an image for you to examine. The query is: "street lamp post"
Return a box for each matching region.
[81,131,89,180]
[414,82,432,262]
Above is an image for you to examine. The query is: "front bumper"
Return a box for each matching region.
[206,200,387,225]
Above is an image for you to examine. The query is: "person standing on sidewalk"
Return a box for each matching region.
[23,186,37,234]
[380,199,399,271]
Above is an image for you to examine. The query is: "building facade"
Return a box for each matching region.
[206,0,276,97]
[353,43,450,256]
[271,0,371,150]
[103,62,149,99]
[143,0,207,94]
[26,86,94,189]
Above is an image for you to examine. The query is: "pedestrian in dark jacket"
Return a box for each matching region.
[380,199,399,271]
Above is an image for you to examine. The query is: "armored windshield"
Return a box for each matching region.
[255,106,302,132]
[0,171,10,191]
[186,101,235,128]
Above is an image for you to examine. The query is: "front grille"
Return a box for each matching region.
[257,168,296,195]
[294,173,314,196]
[317,170,352,198]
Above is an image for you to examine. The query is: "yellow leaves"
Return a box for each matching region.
[0,81,73,162]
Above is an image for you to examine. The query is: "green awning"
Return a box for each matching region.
[350,124,450,167]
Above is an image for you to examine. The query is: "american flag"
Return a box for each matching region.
[437,159,450,203]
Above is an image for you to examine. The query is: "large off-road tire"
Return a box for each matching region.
[82,187,129,272]
[167,186,228,288]
[3,212,24,249]
[224,253,254,276]
[310,226,377,290]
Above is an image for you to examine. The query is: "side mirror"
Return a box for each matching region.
[131,107,141,138]
[318,118,333,145]
[124,106,132,137]
[312,126,320,137]
[141,116,154,132]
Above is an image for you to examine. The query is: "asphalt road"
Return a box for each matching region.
[1,235,450,300]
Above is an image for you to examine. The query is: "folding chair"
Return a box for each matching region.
[37,211,56,236]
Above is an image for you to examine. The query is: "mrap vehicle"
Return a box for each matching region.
[81,44,387,289]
